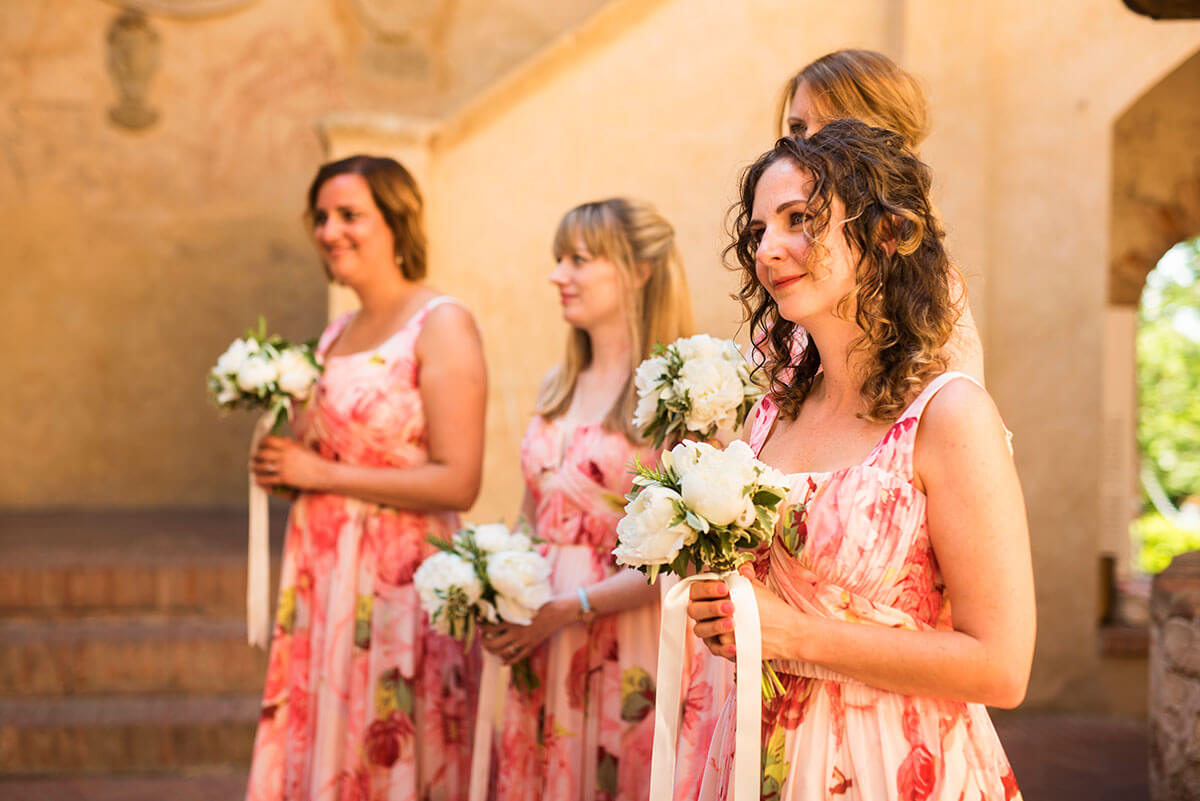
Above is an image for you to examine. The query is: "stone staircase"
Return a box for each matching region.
[0,509,284,797]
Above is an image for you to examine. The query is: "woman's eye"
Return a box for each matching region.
[572,254,587,265]
[790,212,811,226]
[313,212,327,225]
[342,211,360,222]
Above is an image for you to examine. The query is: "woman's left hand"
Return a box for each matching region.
[688,565,804,662]
[480,598,575,666]
[251,436,329,491]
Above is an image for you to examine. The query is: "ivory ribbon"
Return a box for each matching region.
[650,571,763,801]
[468,651,503,801]
[246,411,275,648]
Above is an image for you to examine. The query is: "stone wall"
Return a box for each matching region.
[1149,551,1200,799]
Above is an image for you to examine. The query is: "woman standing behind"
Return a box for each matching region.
[775,49,985,383]
[688,123,1033,800]
[246,155,487,801]
[481,198,713,801]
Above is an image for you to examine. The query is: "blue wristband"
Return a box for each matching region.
[576,586,592,616]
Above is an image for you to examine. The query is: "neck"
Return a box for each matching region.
[351,271,417,319]
[799,315,871,412]
[584,316,635,378]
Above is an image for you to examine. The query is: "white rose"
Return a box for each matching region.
[215,338,254,376]
[679,440,759,527]
[235,354,278,393]
[473,523,532,554]
[613,485,696,567]
[487,550,552,625]
[413,552,483,634]
[276,349,319,400]
[675,356,744,432]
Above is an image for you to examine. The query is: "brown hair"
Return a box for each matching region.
[305,155,427,281]
[778,49,929,148]
[537,198,695,439]
[728,120,957,422]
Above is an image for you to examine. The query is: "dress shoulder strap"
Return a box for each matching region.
[315,311,355,360]
[897,371,983,423]
[747,396,779,457]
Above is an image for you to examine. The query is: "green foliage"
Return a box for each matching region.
[1133,511,1200,574]
[1136,238,1200,571]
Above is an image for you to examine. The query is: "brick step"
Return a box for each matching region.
[0,694,260,774]
[0,772,247,801]
[0,562,254,619]
[0,617,269,696]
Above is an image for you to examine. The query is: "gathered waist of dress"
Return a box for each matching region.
[769,658,869,689]
[294,491,455,523]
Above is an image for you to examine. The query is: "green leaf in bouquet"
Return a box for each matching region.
[753,487,785,507]
[683,509,710,533]
[426,533,458,553]
[644,563,662,585]
[668,549,690,579]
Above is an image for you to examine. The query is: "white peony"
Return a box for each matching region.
[675,356,744,432]
[614,485,696,567]
[487,550,552,625]
[214,375,240,405]
[215,338,255,376]
[664,439,711,480]
[473,523,532,554]
[678,440,759,527]
[413,552,483,634]
[235,354,278,393]
[276,349,319,400]
[633,355,671,430]
[674,334,723,363]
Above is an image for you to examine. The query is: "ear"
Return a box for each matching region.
[633,259,653,288]
[877,213,901,258]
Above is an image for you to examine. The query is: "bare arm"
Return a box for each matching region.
[690,380,1034,708]
[254,303,488,512]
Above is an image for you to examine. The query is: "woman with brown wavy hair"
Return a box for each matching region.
[686,122,1033,800]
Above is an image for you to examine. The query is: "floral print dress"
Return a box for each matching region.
[246,297,479,801]
[697,373,1021,801]
[493,417,731,801]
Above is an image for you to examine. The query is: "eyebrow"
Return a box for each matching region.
[775,198,809,214]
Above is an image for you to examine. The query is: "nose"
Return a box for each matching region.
[756,226,785,263]
[315,219,341,245]
[549,257,570,286]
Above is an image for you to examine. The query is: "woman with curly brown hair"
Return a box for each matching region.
[775,48,985,384]
[686,122,1033,801]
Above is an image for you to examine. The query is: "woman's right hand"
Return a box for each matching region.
[687,577,738,660]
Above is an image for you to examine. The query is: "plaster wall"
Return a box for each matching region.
[0,0,608,506]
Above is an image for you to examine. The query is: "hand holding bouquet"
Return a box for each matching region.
[614,439,787,583]
[632,334,763,448]
[207,317,322,434]
[413,523,551,690]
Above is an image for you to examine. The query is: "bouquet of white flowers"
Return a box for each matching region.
[614,439,787,583]
[632,334,763,448]
[207,317,322,435]
[414,523,551,690]
[620,439,790,801]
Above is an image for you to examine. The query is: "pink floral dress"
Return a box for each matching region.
[492,417,731,801]
[246,297,479,801]
[696,373,1021,801]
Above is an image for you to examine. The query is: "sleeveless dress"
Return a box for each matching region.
[246,297,479,801]
[696,373,1021,801]
[493,418,732,801]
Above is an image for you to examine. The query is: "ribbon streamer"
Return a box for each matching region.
[246,411,275,648]
[650,571,763,801]
[468,651,503,801]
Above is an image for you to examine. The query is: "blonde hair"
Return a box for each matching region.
[537,198,695,439]
[778,49,930,148]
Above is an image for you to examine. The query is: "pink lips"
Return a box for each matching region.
[772,274,805,291]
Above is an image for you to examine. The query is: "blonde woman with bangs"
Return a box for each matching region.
[480,198,722,801]
[773,49,985,384]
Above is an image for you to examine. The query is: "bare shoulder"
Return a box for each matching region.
[914,377,1011,484]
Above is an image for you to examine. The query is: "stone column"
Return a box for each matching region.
[1149,550,1200,800]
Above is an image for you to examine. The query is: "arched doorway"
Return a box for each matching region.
[1104,48,1200,612]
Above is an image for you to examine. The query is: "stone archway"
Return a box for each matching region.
[1103,48,1200,588]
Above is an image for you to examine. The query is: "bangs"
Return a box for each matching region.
[552,202,621,261]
